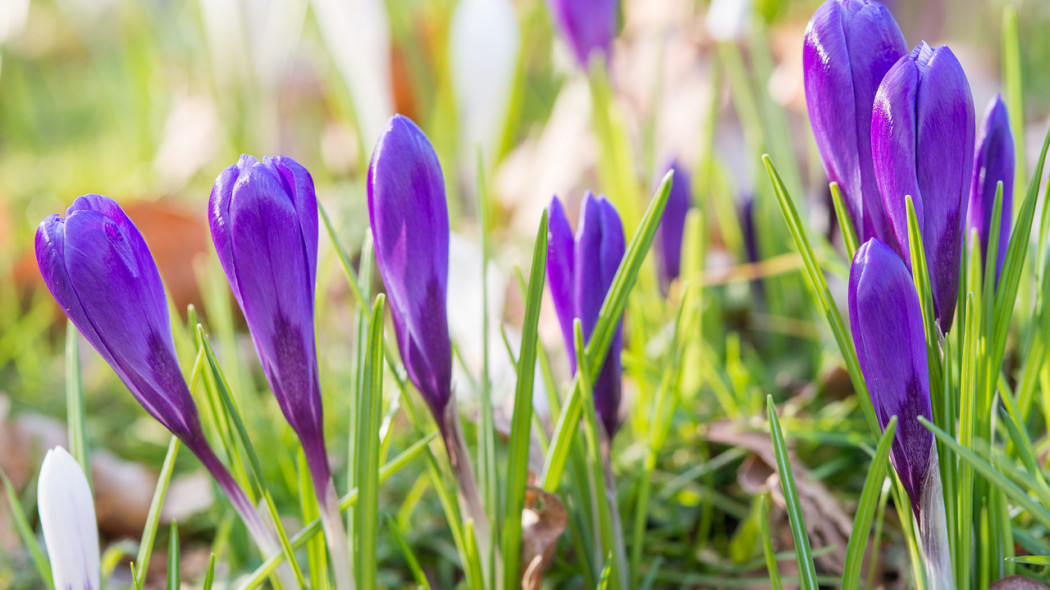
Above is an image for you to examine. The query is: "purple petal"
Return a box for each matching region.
[968,94,1014,286]
[209,155,257,307]
[656,160,691,288]
[803,0,906,242]
[227,163,323,439]
[368,115,453,414]
[573,193,625,436]
[547,0,617,69]
[36,195,203,440]
[547,196,577,371]
[873,42,974,330]
[849,238,933,512]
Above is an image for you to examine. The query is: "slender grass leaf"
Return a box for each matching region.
[842,417,897,590]
[766,395,818,590]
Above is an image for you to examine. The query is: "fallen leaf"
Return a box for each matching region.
[520,485,568,590]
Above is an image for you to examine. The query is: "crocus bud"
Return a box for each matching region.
[968,94,1014,286]
[655,160,691,289]
[36,196,282,561]
[848,238,933,513]
[209,155,330,491]
[872,42,975,331]
[547,0,617,70]
[38,447,99,590]
[368,115,453,419]
[36,195,207,445]
[803,0,907,243]
[546,193,625,437]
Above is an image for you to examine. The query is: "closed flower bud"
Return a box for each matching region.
[968,94,1014,286]
[36,195,208,445]
[547,0,617,69]
[368,115,454,419]
[209,155,331,491]
[36,195,284,561]
[804,0,907,243]
[547,193,626,437]
[655,160,692,289]
[38,447,99,590]
[872,42,975,331]
[848,238,933,513]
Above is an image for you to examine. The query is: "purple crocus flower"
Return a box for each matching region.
[547,0,617,69]
[210,156,352,588]
[655,160,691,289]
[872,42,975,331]
[368,115,453,422]
[848,238,933,514]
[547,193,626,437]
[803,0,907,243]
[968,94,1014,286]
[35,195,278,552]
[209,155,330,493]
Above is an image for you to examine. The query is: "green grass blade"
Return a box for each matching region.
[841,416,898,590]
[502,211,547,589]
[241,432,436,588]
[475,149,499,588]
[134,436,180,589]
[201,554,217,590]
[766,395,818,590]
[829,183,859,259]
[64,321,90,489]
[1,469,53,590]
[763,155,880,436]
[542,170,674,491]
[759,494,785,590]
[992,127,1050,374]
[921,417,1050,531]
[166,522,180,590]
[386,514,432,590]
[356,295,386,590]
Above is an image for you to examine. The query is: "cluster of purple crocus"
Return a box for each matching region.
[804,0,1015,584]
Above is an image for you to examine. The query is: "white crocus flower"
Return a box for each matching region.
[38,447,100,590]
[450,0,520,165]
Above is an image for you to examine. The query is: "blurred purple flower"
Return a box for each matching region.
[547,0,617,69]
[35,195,275,547]
[848,238,933,513]
[655,160,691,289]
[209,155,332,494]
[872,42,974,331]
[803,0,907,243]
[547,193,625,437]
[968,94,1014,286]
[368,115,453,420]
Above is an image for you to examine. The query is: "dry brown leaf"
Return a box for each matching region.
[520,485,567,590]
[707,420,852,575]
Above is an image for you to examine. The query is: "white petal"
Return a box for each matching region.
[450,0,520,163]
[38,447,100,590]
[705,0,752,42]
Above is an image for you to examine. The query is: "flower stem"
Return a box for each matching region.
[918,452,955,590]
[318,478,355,590]
[599,432,628,589]
[439,398,499,585]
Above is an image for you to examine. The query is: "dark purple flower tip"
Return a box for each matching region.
[849,238,933,513]
[803,0,907,244]
[545,192,625,437]
[208,154,329,486]
[368,115,453,417]
[872,41,975,331]
[655,160,692,289]
[547,0,617,70]
[968,94,1014,286]
[35,195,205,444]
